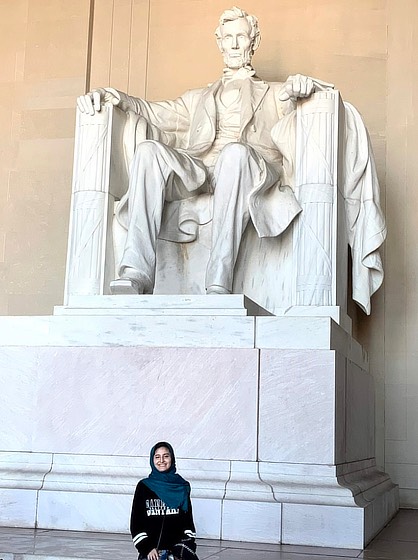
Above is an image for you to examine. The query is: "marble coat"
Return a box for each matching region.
[111,78,303,241]
[109,78,386,314]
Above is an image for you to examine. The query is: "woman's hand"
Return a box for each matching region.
[147,548,159,560]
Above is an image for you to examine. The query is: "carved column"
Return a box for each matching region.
[64,105,128,304]
[293,91,347,309]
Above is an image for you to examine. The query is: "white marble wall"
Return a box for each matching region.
[0,346,259,460]
[259,352,373,461]
[0,449,397,547]
[0,315,255,348]
[0,313,398,547]
[222,500,282,543]
[259,349,344,464]
[0,489,38,527]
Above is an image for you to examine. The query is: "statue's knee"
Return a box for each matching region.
[219,142,251,162]
[134,140,161,160]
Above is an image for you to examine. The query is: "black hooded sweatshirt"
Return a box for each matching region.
[130,480,196,557]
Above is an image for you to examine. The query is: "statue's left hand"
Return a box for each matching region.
[278,74,315,102]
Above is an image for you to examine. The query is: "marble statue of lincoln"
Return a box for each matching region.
[77,6,332,295]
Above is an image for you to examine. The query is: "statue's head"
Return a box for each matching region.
[215,6,261,70]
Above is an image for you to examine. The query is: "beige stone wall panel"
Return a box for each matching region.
[145,0,224,99]
[128,0,149,96]
[0,0,92,315]
[88,0,115,89]
[24,5,90,81]
[384,0,418,505]
[89,0,149,96]
[109,0,135,91]
[0,0,28,84]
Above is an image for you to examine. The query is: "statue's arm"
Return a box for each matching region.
[270,75,334,186]
[77,87,191,148]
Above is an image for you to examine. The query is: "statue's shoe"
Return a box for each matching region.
[206,285,231,295]
[110,278,146,295]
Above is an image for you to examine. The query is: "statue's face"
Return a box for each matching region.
[219,17,253,69]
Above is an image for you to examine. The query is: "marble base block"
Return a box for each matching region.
[0,308,398,548]
[0,488,38,528]
[222,500,282,542]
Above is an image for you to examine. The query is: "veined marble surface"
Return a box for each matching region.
[222,500,282,543]
[258,348,374,465]
[256,316,367,367]
[0,312,397,547]
[1,512,417,560]
[3,510,418,560]
[0,346,259,460]
[58,295,271,316]
[0,313,366,357]
[282,502,365,548]
[0,316,255,348]
[258,349,343,464]
[0,450,398,546]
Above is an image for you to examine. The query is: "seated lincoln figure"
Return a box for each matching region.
[77,6,334,296]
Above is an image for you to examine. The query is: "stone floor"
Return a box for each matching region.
[0,509,417,560]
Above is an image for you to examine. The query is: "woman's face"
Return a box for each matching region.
[153,446,172,472]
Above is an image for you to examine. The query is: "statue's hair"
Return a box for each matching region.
[215,6,261,52]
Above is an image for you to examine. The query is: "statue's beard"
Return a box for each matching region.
[223,51,252,70]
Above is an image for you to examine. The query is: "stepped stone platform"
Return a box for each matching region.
[0,295,398,549]
[0,526,372,560]
[0,512,415,560]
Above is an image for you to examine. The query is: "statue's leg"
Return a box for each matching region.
[206,142,262,294]
[112,140,204,295]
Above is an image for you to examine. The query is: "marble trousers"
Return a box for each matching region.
[118,140,271,292]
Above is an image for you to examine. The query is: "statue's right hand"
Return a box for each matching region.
[76,88,120,115]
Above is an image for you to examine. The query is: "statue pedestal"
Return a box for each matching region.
[0,297,397,548]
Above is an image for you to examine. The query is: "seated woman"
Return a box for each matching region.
[130,442,198,560]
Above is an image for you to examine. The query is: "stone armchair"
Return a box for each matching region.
[64,90,382,322]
